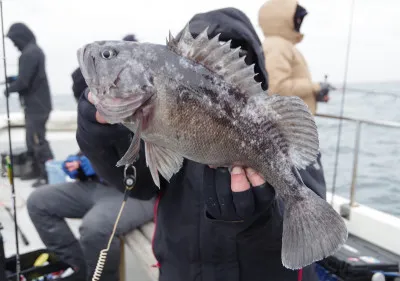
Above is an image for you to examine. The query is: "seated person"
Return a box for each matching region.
[26,63,155,281]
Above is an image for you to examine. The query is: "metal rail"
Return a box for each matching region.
[315,113,400,207]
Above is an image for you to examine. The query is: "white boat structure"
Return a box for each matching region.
[0,110,399,281]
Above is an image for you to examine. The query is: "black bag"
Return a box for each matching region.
[5,249,76,281]
[1,146,33,178]
[317,234,400,281]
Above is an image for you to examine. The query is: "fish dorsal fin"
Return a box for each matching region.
[253,94,320,169]
[167,23,262,97]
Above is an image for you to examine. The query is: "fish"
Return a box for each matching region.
[77,24,348,270]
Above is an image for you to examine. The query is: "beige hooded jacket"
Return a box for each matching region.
[258,0,321,114]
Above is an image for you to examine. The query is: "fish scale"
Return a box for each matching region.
[77,23,348,270]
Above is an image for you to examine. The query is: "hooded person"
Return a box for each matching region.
[258,0,332,115]
[5,22,54,187]
[75,7,322,281]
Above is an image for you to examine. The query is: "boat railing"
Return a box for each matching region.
[315,113,400,209]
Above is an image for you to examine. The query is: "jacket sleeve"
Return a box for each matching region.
[263,39,321,98]
[76,88,159,200]
[8,50,38,94]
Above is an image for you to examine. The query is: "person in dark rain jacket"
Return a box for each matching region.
[5,22,54,187]
[76,8,325,281]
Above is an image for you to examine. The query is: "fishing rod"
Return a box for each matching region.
[0,0,22,280]
[332,87,400,98]
[330,0,356,206]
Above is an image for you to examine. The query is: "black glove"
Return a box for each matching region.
[316,82,331,102]
[3,89,9,98]
[204,167,276,222]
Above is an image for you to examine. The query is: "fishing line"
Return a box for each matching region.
[330,0,357,206]
[334,87,400,98]
[0,0,22,279]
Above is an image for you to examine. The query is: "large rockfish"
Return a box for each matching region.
[77,25,347,270]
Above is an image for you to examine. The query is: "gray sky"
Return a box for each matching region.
[1,0,399,95]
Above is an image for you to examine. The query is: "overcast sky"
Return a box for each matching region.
[1,0,399,95]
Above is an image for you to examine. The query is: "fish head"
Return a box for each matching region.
[77,40,156,124]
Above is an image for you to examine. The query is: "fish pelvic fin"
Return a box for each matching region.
[167,23,263,97]
[257,94,320,169]
[281,186,348,269]
[144,142,184,188]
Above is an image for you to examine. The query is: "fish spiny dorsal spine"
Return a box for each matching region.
[166,23,264,98]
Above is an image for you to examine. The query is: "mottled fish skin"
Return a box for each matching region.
[76,25,348,270]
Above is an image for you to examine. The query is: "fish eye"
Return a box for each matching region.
[101,49,117,60]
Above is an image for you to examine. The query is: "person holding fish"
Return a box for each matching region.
[76,7,346,281]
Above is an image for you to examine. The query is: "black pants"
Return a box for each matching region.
[25,112,54,177]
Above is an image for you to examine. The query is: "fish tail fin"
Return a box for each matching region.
[281,185,348,270]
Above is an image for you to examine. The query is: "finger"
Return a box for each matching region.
[96,111,108,124]
[214,168,238,220]
[230,166,250,192]
[88,91,94,104]
[245,168,265,187]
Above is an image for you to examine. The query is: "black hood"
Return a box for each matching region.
[122,34,138,42]
[176,7,269,90]
[7,23,36,51]
[294,4,308,32]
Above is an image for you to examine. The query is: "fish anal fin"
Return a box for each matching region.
[167,24,263,97]
[144,142,184,188]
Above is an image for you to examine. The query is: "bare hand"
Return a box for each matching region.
[65,161,80,172]
[230,167,265,191]
[208,165,266,191]
[87,91,108,124]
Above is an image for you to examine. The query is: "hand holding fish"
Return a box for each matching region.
[87,91,107,124]
[205,166,274,222]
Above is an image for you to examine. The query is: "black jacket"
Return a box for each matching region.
[71,68,88,102]
[6,23,52,115]
[76,8,325,281]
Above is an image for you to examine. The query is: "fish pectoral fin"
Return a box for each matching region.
[116,121,142,167]
[144,142,184,188]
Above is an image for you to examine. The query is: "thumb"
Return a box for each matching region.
[95,111,108,124]
[231,166,250,192]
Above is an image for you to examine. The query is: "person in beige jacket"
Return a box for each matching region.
[258,0,332,115]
